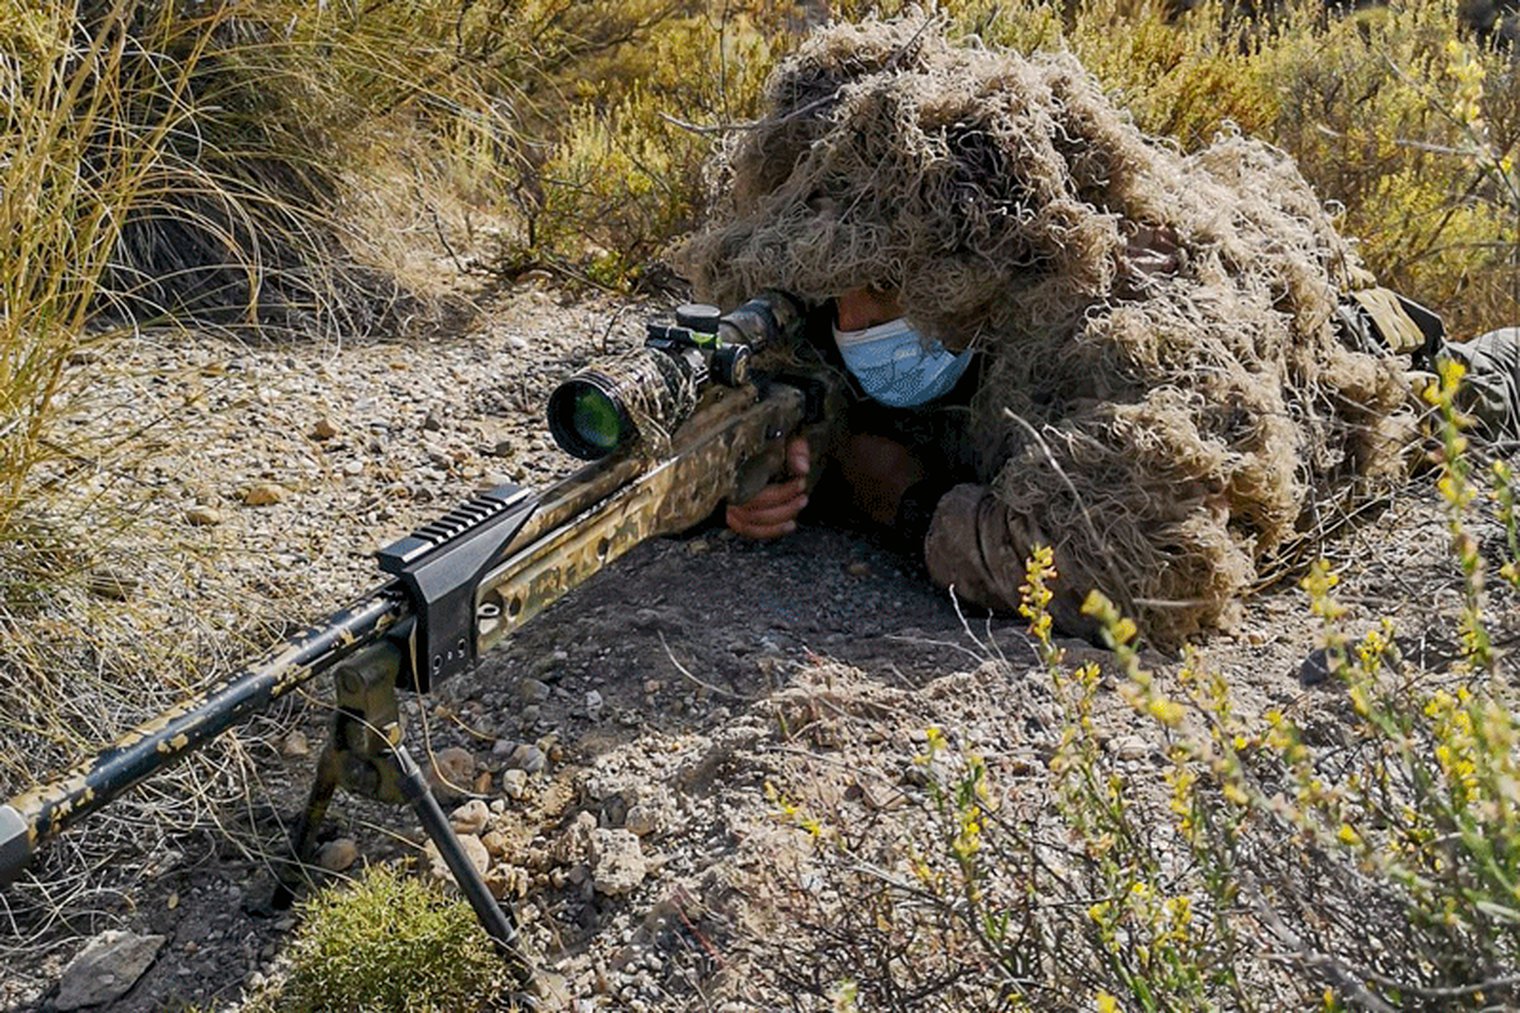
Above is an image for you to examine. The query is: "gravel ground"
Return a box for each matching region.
[0,279,1515,1010]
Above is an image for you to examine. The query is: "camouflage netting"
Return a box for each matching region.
[674,17,1414,646]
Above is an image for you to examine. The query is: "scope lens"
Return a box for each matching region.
[569,388,622,453]
[548,376,634,460]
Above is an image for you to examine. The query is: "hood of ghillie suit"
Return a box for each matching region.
[674,18,1411,647]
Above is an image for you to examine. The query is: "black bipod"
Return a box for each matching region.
[268,642,539,1002]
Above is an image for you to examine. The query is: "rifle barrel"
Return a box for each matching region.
[0,591,407,884]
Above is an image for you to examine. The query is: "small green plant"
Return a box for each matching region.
[269,864,508,1012]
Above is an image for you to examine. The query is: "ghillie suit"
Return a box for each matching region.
[675,17,1412,647]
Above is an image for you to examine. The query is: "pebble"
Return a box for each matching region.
[502,768,529,799]
[243,482,285,507]
[423,408,443,431]
[185,505,223,526]
[450,799,491,835]
[508,744,547,775]
[424,832,491,882]
[280,730,310,759]
[519,677,551,704]
[1110,735,1150,760]
[311,418,339,440]
[317,838,358,872]
[585,689,604,719]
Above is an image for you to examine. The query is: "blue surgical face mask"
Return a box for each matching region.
[833,316,974,408]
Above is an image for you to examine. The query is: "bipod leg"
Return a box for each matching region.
[386,740,536,986]
[268,735,344,911]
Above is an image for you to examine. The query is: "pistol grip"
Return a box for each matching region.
[732,438,788,505]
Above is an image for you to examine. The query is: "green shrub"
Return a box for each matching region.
[271,864,509,1012]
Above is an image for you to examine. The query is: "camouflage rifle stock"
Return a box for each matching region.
[0,291,836,979]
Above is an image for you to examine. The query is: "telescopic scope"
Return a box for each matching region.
[547,292,804,460]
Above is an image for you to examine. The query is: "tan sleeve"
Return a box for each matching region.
[922,484,1099,641]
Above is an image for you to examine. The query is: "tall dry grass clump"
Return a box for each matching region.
[0,4,206,575]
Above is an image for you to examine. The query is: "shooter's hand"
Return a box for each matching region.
[726,437,810,540]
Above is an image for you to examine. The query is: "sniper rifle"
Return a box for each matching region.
[0,290,837,983]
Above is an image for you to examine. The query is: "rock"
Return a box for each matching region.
[508,744,547,775]
[311,418,339,440]
[473,769,493,794]
[501,768,528,800]
[1110,735,1150,760]
[185,505,223,526]
[519,677,551,704]
[243,482,285,507]
[317,838,358,873]
[590,828,646,897]
[279,731,310,759]
[585,690,604,720]
[423,408,443,432]
[55,930,166,1011]
[485,865,528,901]
[492,738,517,758]
[487,438,514,458]
[481,829,511,858]
[624,805,661,838]
[552,812,597,866]
[450,799,491,835]
[424,833,491,883]
[429,746,476,797]
[600,794,628,828]
[1299,647,1334,687]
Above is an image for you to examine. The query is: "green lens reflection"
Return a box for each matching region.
[572,389,624,452]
